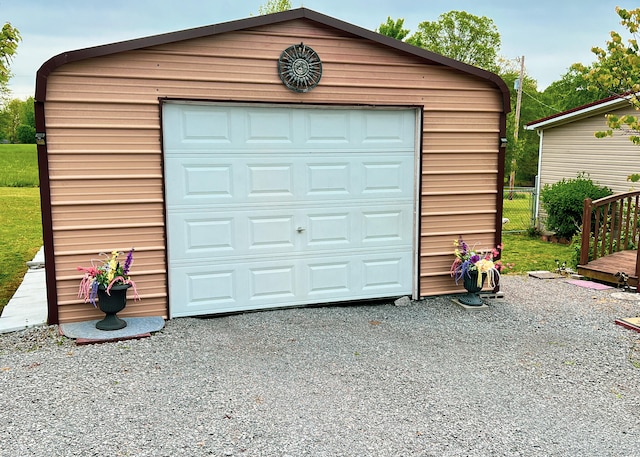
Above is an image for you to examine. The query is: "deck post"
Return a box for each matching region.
[635,249,640,293]
[580,198,592,266]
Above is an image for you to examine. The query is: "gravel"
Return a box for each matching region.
[1,275,640,456]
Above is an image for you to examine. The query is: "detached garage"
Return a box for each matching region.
[35,8,510,324]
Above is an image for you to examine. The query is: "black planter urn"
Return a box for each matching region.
[96,284,129,330]
[459,270,487,306]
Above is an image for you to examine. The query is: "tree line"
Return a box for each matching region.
[0,97,35,144]
[0,21,33,143]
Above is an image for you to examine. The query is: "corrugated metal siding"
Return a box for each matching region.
[44,19,504,322]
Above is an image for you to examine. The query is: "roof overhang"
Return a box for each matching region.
[35,7,510,112]
[525,94,633,131]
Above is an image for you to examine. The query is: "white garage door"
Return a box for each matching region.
[163,103,417,317]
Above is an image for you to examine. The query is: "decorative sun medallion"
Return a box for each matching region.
[278,43,322,93]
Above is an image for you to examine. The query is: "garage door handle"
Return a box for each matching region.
[296,227,306,233]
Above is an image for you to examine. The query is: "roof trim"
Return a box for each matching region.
[35,7,510,110]
[525,93,631,130]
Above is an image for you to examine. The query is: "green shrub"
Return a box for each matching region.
[16,124,36,144]
[540,173,612,239]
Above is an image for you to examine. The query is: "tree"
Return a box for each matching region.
[377,17,409,41]
[542,66,609,113]
[0,97,35,143]
[0,98,21,142]
[576,7,640,144]
[0,23,21,99]
[16,96,35,143]
[406,11,500,71]
[256,0,292,15]
[16,124,35,144]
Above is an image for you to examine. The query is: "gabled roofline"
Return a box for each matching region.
[525,93,631,130]
[35,7,510,111]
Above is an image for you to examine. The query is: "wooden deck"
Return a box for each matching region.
[577,250,638,287]
[578,191,640,290]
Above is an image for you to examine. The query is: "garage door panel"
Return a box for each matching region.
[164,158,234,205]
[166,108,232,146]
[363,110,412,144]
[362,257,406,291]
[306,163,351,196]
[304,111,350,144]
[362,162,405,194]
[169,249,413,316]
[169,204,412,261]
[247,163,295,197]
[164,103,416,317]
[185,217,235,253]
[248,215,296,250]
[186,112,231,142]
[169,267,238,318]
[168,213,232,260]
[182,164,232,197]
[189,269,235,303]
[165,105,416,151]
[249,264,297,300]
[307,261,351,295]
[306,212,351,246]
[362,210,405,242]
[166,156,413,206]
[246,109,294,144]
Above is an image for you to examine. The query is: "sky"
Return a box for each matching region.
[2,0,637,100]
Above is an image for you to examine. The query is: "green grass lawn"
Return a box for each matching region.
[0,187,42,313]
[500,191,576,274]
[0,144,39,187]
[0,144,42,315]
[501,233,575,275]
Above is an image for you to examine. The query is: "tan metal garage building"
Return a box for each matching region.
[34,8,510,324]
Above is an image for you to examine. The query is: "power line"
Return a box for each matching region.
[522,89,562,114]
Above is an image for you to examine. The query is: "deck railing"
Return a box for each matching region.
[580,191,640,276]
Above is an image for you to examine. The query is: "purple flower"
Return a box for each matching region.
[123,248,134,275]
[470,254,481,264]
[89,281,99,307]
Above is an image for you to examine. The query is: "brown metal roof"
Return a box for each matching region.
[525,94,627,129]
[35,7,510,110]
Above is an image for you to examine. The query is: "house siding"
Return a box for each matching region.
[539,104,640,195]
[41,18,505,323]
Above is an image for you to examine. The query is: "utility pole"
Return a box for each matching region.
[509,56,525,199]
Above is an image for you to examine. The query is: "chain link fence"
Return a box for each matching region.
[502,186,536,233]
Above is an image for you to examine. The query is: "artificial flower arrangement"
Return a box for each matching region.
[77,249,139,307]
[450,236,503,288]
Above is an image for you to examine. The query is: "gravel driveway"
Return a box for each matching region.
[1,275,639,456]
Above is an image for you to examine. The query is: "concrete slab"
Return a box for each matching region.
[0,247,48,334]
[528,270,562,279]
[59,316,165,345]
[611,291,640,301]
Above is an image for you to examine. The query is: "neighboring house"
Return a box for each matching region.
[35,8,510,324]
[526,95,640,228]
